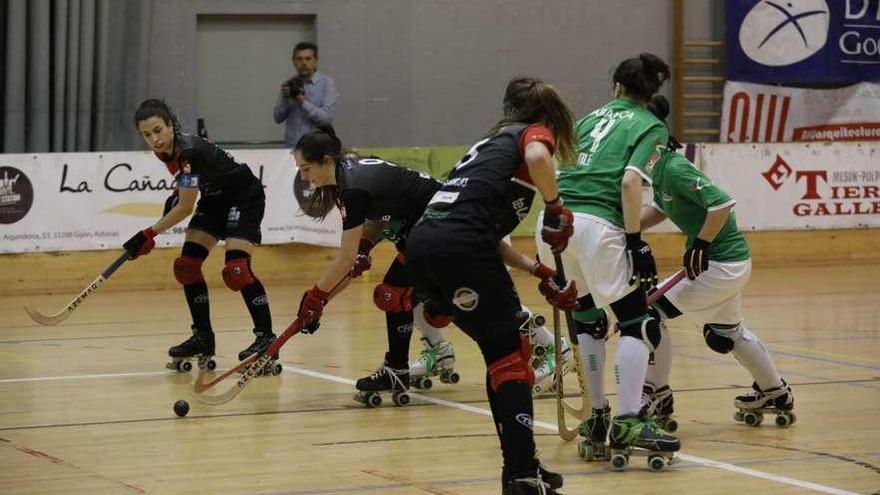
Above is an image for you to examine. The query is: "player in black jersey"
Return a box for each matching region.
[125,99,276,373]
[406,77,578,495]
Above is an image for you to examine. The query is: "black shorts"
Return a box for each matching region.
[406,249,523,351]
[188,186,265,244]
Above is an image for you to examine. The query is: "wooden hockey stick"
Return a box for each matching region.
[552,252,591,441]
[24,250,131,326]
[193,275,350,406]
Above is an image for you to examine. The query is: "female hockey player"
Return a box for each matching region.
[125,99,276,373]
[405,76,577,495]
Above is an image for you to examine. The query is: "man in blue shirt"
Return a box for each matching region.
[274,42,339,147]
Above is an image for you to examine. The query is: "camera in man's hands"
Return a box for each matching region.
[285,76,306,100]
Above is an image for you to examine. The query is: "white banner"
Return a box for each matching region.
[700,142,880,230]
[0,149,341,253]
[721,81,880,143]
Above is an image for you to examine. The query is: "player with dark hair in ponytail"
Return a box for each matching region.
[534,53,681,468]
[127,98,277,374]
[640,95,796,430]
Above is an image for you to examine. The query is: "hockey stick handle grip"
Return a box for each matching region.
[103,250,133,279]
[647,269,686,307]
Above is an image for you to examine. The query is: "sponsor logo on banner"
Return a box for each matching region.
[738,0,830,66]
[725,91,791,142]
[0,166,34,224]
[761,154,880,217]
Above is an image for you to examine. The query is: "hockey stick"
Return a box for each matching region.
[193,275,350,406]
[24,250,131,326]
[551,252,591,441]
[647,268,686,307]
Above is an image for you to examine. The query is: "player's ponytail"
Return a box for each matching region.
[647,94,682,151]
[134,98,181,134]
[613,53,670,102]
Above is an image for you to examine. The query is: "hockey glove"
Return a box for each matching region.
[350,238,375,278]
[625,232,658,292]
[533,260,578,311]
[124,227,157,259]
[298,285,329,329]
[541,198,574,254]
[683,237,711,280]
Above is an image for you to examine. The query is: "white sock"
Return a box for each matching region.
[413,302,446,346]
[577,333,608,409]
[614,336,650,416]
[645,325,672,388]
[732,326,783,390]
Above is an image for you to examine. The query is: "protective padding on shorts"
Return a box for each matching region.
[573,313,609,340]
[703,322,742,354]
[421,304,451,328]
[619,317,662,352]
[373,283,414,313]
[487,335,535,391]
[174,256,205,286]
[222,258,256,291]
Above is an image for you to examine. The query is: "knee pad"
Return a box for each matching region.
[576,293,596,311]
[222,257,256,292]
[574,314,608,340]
[487,335,535,391]
[703,322,742,354]
[415,302,451,329]
[173,256,205,286]
[373,283,414,313]
[653,295,683,319]
[619,317,662,351]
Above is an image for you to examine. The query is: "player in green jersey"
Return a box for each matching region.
[639,96,795,429]
[535,54,680,468]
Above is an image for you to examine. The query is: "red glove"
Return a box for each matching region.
[532,261,578,311]
[350,238,375,278]
[298,285,329,327]
[123,227,157,259]
[541,198,574,254]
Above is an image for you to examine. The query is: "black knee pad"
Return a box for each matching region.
[702,323,739,354]
[609,288,648,325]
[652,295,683,319]
[619,317,662,351]
[576,294,596,311]
[574,315,608,340]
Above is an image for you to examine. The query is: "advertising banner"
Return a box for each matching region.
[726,0,880,84]
[700,141,880,230]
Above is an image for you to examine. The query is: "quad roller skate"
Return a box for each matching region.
[238,331,282,376]
[640,382,678,432]
[531,338,573,395]
[354,360,411,408]
[607,415,680,472]
[734,379,796,427]
[409,337,459,390]
[577,403,611,462]
[502,459,563,495]
[516,310,548,364]
[167,326,216,372]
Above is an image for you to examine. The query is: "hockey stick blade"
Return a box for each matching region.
[24,251,130,326]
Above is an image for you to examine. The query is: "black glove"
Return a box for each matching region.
[683,237,711,280]
[625,232,658,292]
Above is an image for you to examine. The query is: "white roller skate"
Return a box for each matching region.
[409,337,459,390]
[354,361,411,408]
[640,382,678,432]
[531,338,573,396]
[734,379,796,427]
[166,326,216,372]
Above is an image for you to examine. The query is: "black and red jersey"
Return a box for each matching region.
[157,133,260,198]
[336,157,441,238]
[411,123,555,257]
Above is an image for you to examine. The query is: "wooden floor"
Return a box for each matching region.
[1,261,879,495]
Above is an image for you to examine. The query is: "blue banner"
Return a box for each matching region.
[726,0,880,83]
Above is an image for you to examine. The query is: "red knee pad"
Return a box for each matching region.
[488,337,535,391]
[373,283,414,313]
[222,258,257,291]
[173,256,205,285]
[422,305,452,329]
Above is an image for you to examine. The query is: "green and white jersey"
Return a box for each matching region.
[557,98,668,227]
[651,151,750,262]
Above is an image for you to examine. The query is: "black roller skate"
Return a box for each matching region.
[734,379,796,427]
[502,458,563,495]
[167,326,216,372]
[238,330,282,376]
[577,403,611,461]
[354,358,410,408]
[608,414,680,472]
[640,382,678,432]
